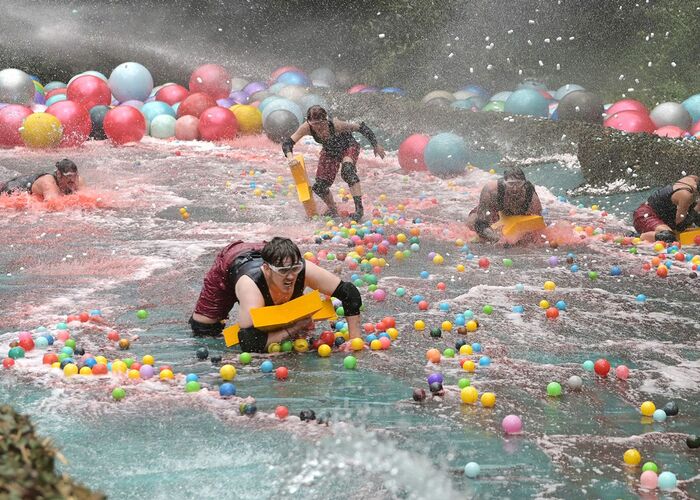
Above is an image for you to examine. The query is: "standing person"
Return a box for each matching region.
[282,105,385,221]
[190,237,363,353]
[0,159,83,200]
[632,174,699,242]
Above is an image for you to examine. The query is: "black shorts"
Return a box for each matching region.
[189,316,224,337]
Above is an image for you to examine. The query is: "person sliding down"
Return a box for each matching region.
[632,174,700,243]
[0,159,83,200]
[466,166,543,242]
[189,237,364,353]
[282,105,385,221]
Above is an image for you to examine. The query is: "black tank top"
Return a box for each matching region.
[309,120,357,158]
[0,172,51,195]
[646,181,697,230]
[496,179,536,216]
[228,250,306,306]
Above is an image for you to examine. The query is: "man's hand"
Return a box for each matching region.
[289,317,314,337]
[479,227,501,243]
[373,145,386,159]
[287,157,300,168]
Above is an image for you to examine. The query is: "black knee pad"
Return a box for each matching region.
[312,179,331,197]
[655,230,676,244]
[340,162,360,186]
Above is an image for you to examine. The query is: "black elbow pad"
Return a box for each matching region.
[358,122,378,148]
[282,138,295,156]
[332,280,362,316]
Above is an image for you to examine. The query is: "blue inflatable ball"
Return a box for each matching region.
[479,356,491,366]
[89,105,109,140]
[219,382,236,397]
[298,94,329,115]
[439,303,450,312]
[517,78,548,91]
[504,89,549,117]
[490,91,512,102]
[461,84,489,98]
[423,133,470,177]
[141,101,175,123]
[45,93,67,107]
[149,115,176,139]
[554,84,585,101]
[276,71,310,87]
[610,266,622,276]
[555,300,567,310]
[261,98,303,125]
[681,94,700,123]
[109,62,154,103]
[260,360,274,373]
[185,373,199,383]
[44,81,66,92]
[381,87,405,95]
[657,471,677,491]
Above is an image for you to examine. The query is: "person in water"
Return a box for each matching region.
[632,174,700,243]
[466,166,543,242]
[282,105,385,221]
[190,237,363,353]
[0,159,82,200]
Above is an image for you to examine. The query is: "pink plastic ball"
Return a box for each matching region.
[654,125,686,138]
[139,364,155,379]
[18,331,33,341]
[373,289,387,302]
[189,64,232,100]
[156,84,189,106]
[615,365,629,380]
[66,75,111,111]
[640,470,658,490]
[606,99,649,116]
[103,105,146,145]
[175,116,200,141]
[604,110,655,134]
[379,337,391,349]
[0,105,33,147]
[46,100,92,147]
[56,330,70,341]
[501,414,523,434]
[198,106,238,141]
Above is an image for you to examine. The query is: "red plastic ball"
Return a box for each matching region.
[79,312,90,322]
[66,75,111,111]
[0,105,33,147]
[197,106,238,141]
[418,300,429,311]
[319,331,335,346]
[275,366,288,380]
[103,105,146,145]
[107,331,120,341]
[675,253,685,262]
[656,265,668,278]
[275,405,289,419]
[18,338,35,351]
[479,257,490,269]
[189,64,232,100]
[398,134,430,172]
[156,84,190,106]
[92,363,108,375]
[3,358,15,369]
[177,92,218,118]
[46,100,92,147]
[545,307,559,319]
[437,282,446,291]
[594,358,611,377]
[311,338,323,350]
[363,323,375,333]
[383,316,396,328]
[695,235,700,246]
[42,353,58,365]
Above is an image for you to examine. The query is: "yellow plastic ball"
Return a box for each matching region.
[460,386,479,404]
[370,339,382,350]
[20,112,62,148]
[432,254,444,265]
[111,360,127,374]
[466,320,478,332]
[653,243,665,252]
[128,369,141,379]
[317,344,332,357]
[63,363,78,377]
[456,264,465,272]
[397,233,407,243]
[640,401,656,417]
[303,251,315,261]
[253,188,262,196]
[623,448,642,466]
[386,327,399,340]
[230,104,263,134]
[455,238,465,247]
[159,369,174,380]
[293,338,309,352]
[51,361,60,369]
[350,337,364,351]
[268,342,281,353]
[142,355,155,365]
[394,251,404,261]
[480,392,496,408]
[95,355,107,365]
[179,207,187,214]
[539,299,550,309]
[489,168,496,174]
[441,321,453,332]
[414,320,426,331]
[543,280,556,291]
[462,360,476,372]
[591,204,599,211]
[79,366,93,376]
[459,344,473,355]
[220,364,237,381]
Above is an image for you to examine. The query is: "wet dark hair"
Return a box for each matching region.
[55,159,78,174]
[261,237,302,267]
[306,105,328,122]
[503,166,526,181]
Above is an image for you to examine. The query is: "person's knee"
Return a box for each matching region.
[340,161,360,186]
[654,229,676,243]
[312,179,331,197]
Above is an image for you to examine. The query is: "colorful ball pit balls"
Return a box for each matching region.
[275,406,289,420]
[480,392,496,408]
[426,349,441,364]
[567,375,583,390]
[594,358,611,377]
[640,471,658,490]
[462,360,476,372]
[239,352,252,364]
[185,381,201,393]
[139,364,154,379]
[652,409,667,422]
[663,401,679,416]
[118,338,130,350]
[464,462,480,479]
[343,355,358,370]
[219,382,236,397]
[460,386,479,404]
[582,360,594,372]
[547,382,562,397]
[657,471,677,491]
[260,360,274,373]
[220,364,237,381]
[640,401,656,417]
[3,358,15,369]
[112,387,126,401]
[642,462,659,473]
[275,366,289,380]
[318,344,332,357]
[501,414,523,434]
[20,112,62,148]
[615,365,629,380]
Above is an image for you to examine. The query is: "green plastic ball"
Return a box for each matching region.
[642,462,659,473]
[343,355,357,370]
[240,352,252,365]
[112,387,126,400]
[588,271,598,280]
[458,378,471,389]
[443,348,455,358]
[64,338,76,349]
[368,284,378,292]
[8,347,25,360]
[503,258,513,267]
[547,381,562,397]
[336,306,345,316]
[185,381,201,393]
[582,360,594,371]
[483,305,493,315]
[281,340,293,352]
[136,309,149,319]
[123,358,134,368]
[353,279,364,287]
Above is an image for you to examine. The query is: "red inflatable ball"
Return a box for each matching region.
[103,105,146,145]
[176,92,217,118]
[594,358,611,377]
[398,134,430,172]
[156,84,189,106]
[654,125,686,138]
[46,100,92,147]
[175,115,200,140]
[189,64,232,100]
[198,106,238,141]
[605,99,648,117]
[66,75,111,111]
[604,110,655,134]
[0,105,33,147]
[269,65,304,82]
[45,88,67,101]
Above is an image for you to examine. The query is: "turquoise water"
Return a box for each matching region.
[1,140,698,499]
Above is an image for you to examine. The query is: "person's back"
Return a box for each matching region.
[0,172,52,196]
[0,159,81,201]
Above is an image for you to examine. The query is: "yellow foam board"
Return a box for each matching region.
[291,154,317,216]
[250,290,324,330]
[495,215,546,237]
[679,228,700,246]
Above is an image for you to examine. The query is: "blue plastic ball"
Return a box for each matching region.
[439,303,450,312]
[479,356,491,366]
[636,294,647,302]
[365,334,378,343]
[571,264,579,272]
[657,471,677,491]
[35,336,49,349]
[555,300,567,311]
[583,360,594,371]
[471,343,481,353]
[455,339,467,350]
[455,315,466,326]
[334,337,346,347]
[515,283,525,292]
[411,295,424,304]
[260,360,274,373]
[141,100,175,123]
[464,310,474,320]
[85,357,97,368]
[420,271,429,279]
[653,409,667,422]
[219,382,236,397]
[464,461,480,478]
[512,305,525,314]
[185,373,199,383]
[610,266,622,276]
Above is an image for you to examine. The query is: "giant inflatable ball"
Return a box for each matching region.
[261,98,303,126]
[231,105,262,135]
[556,91,604,125]
[604,110,655,134]
[424,133,470,177]
[649,102,692,130]
[46,100,92,147]
[263,109,299,143]
[553,84,585,101]
[398,134,430,173]
[177,92,218,118]
[156,84,189,106]
[422,90,455,106]
[681,94,700,123]
[189,64,232,100]
[0,68,36,105]
[310,67,335,88]
[103,105,146,144]
[0,104,33,146]
[89,105,110,140]
[20,112,63,148]
[504,89,549,117]
[109,62,154,103]
[605,99,648,117]
[198,106,238,141]
[67,75,111,111]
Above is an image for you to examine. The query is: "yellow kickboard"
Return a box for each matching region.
[290,154,317,217]
[496,215,546,237]
[223,324,240,347]
[679,228,700,246]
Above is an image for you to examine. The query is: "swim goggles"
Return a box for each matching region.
[267,262,304,276]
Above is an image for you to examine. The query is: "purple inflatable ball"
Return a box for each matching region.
[229,91,249,105]
[243,81,267,96]
[217,98,235,108]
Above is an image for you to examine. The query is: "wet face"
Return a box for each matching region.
[56,171,78,195]
[504,178,526,199]
[265,257,303,292]
[308,118,329,139]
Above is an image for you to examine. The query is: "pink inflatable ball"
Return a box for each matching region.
[189,64,232,100]
[66,75,111,111]
[501,414,523,434]
[156,84,189,106]
[46,100,92,147]
[604,110,655,134]
[605,99,648,117]
[654,125,686,138]
[121,100,144,109]
[640,470,658,490]
[103,105,146,145]
[347,84,369,94]
[649,102,693,130]
[270,65,305,83]
[616,365,629,380]
[198,106,238,141]
[229,91,249,105]
[175,115,200,140]
[0,104,33,147]
[398,134,430,172]
[177,92,217,118]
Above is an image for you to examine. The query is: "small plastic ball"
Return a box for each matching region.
[112,387,126,401]
[350,337,364,351]
[344,356,357,369]
[62,363,78,377]
[458,378,471,389]
[582,360,594,371]
[430,327,442,338]
[567,375,583,390]
[219,382,236,397]
[663,401,679,416]
[482,305,493,315]
[260,360,273,373]
[185,380,201,393]
[594,359,611,377]
[460,386,478,404]
[464,462,480,478]
[640,401,656,417]
[657,471,677,491]
[466,320,478,332]
[414,320,426,331]
[426,348,441,363]
[240,352,252,364]
[429,381,444,394]
[640,470,658,490]
[546,307,559,319]
[275,366,289,380]
[479,356,491,367]
[501,414,523,434]
[480,392,496,408]
[107,331,120,342]
[220,364,237,380]
[159,369,174,380]
[652,409,667,422]
[281,340,294,352]
[318,344,332,357]
[547,382,562,397]
[615,365,629,380]
[471,343,481,353]
[275,406,289,419]
[139,364,154,379]
[544,280,556,291]
[686,434,700,448]
[443,348,455,358]
[268,343,281,353]
[136,309,149,319]
[459,345,473,355]
[118,338,130,350]
[623,448,641,465]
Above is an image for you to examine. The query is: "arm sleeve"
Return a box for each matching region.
[282,137,295,156]
[358,122,378,148]
[331,280,362,316]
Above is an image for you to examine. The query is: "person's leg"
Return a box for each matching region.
[340,144,363,220]
[633,204,673,242]
[313,150,340,216]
